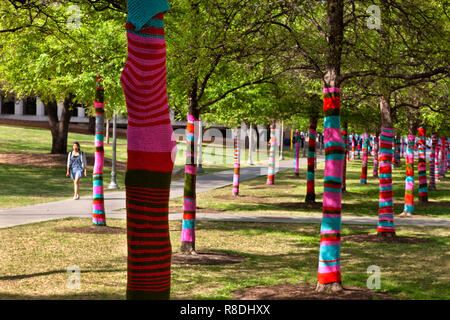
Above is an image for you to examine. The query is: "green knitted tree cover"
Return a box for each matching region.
[121,0,175,300]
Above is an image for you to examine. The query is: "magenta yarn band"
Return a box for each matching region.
[322,87,341,93]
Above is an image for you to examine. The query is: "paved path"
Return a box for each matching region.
[0,157,310,228]
[1,154,449,229]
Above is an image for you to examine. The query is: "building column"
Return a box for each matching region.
[36,98,45,116]
[77,107,85,118]
[57,102,64,120]
[14,97,24,115]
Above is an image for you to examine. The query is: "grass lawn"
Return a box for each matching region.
[0,217,448,300]
[0,164,126,209]
[171,159,450,219]
[0,124,299,209]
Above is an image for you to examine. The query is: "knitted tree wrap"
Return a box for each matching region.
[394,137,401,166]
[435,137,440,181]
[317,87,345,285]
[305,120,317,202]
[360,133,369,184]
[439,137,446,178]
[377,127,396,234]
[417,126,428,201]
[293,130,301,175]
[403,134,416,214]
[373,133,379,177]
[341,128,348,191]
[92,76,106,226]
[181,114,198,250]
[266,123,276,184]
[232,126,241,195]
[429,135,437,190]
[351,135,355,160]
[445,138,450,172]
[121,7,175,299]
[347,135,351,161]
[357,136,361,159]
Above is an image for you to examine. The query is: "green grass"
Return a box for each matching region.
[0,163,126,209]
[170,159,450,219]
[0,218,448,299]
[0,124,300,209]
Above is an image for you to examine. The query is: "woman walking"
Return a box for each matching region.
[66,142,87,200]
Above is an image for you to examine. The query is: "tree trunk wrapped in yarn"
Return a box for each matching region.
[445,138,450,172]
[347,135,351,161]
[293,130,300,176]
[266,122,276,184]
[232,126,241,196]
[434,136,440,182]
[92,76,106,226]
[429,134,437,190]
[394,136,401,167]
[121,1,175,299]
[373,133,379,177]
[360,132,369,184]
[181,113,198,254]
[341,126,348,192]
[377,127,396,236]
[439,137,446,178]
[350,134,355,160]
[306,117,318,203]
[417,126,428,203]
[400,134,416,216]
[317,87,345,286]
[356,136,361,159]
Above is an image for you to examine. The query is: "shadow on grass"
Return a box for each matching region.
[0,292,125,300]
[0,268,126,281]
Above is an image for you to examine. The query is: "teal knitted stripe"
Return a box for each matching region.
[127,0,170,31]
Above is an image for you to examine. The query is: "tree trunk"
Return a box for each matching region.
[293,130,300,176]
[439,137,446,178]
[360,132,369,184]
[445,138,450,173]
[316,0,345,293]
[305,115,318,203]
[341,124,348,191]
[351,134,355,160]
[373,132,379,177]
[88,115,95,135]
[279,120,284,160]
[356,136,361,159]
[394,136,401,167]
[400,134,416,216]
[247,123,254,165]
[92,76,106,226]
[121,10,174,300]
[417,126,428,203]
[434,136,440,182]
[46,99,72,154]
[377,95,396,238]
[106,119,110,144]
[266,122,276,184]
[429,133,437,190]
[181,94,200,255]
[232,126,241,196]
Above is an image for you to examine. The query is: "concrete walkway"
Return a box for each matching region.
[1,154,449,229]
[0,157,310,228]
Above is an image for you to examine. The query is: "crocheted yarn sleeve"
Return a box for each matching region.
[127,0,170,31]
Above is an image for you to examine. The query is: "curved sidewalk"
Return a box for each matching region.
[0,158,313,228]
[1,155,449,229]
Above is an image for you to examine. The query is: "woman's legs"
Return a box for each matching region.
[73,177,80,198]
